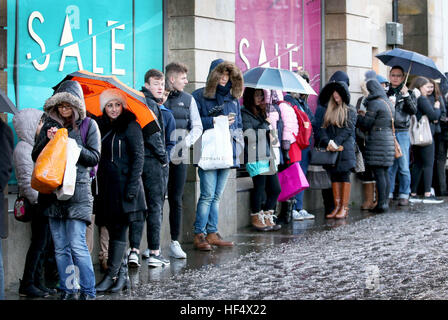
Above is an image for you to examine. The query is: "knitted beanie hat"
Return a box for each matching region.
[100,88,127,112]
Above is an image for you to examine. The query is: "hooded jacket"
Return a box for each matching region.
[13,108,44,204]
[357,78,395,167]
[192,59,244,168]
[317,81,357,173]
[94,110,146,225]
[313,71,351,143]
[32,80,101,224]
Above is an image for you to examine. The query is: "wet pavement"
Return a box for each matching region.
[6,199,448,300]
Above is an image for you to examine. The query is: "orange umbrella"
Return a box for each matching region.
[53,70,160,134]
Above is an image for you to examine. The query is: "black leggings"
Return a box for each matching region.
[411,143,435,194]
[250,173,281,213]
[167,162,188,241]
[372,166,390,205]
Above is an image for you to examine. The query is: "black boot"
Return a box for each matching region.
[369,201,389,213]
[276,199,295,225]
[109,258,130,293]
[19,279,48,298]
[95,240,127,293]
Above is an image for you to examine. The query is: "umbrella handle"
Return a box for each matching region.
[404,62,412,85]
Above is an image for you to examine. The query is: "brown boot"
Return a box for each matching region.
[264,210,281,231]
[326,182,342,219]
[206,232,234,247]
[336,182,351,219]
[194,233,212,251]
[361,182,376,210]
[250,211,271,231]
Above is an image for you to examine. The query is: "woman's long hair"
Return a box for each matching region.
[409,76,429,93]
[429,78,442,102]
[322,95,348,128]
[243,87,267,119]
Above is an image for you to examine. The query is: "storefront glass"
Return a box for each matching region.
[6,0,163,110]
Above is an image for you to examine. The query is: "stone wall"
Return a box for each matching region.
[325,0,392,105]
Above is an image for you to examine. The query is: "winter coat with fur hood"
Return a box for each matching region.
[192,59,244,168]
[13,108,43,205]
[32,80,101,225]
[94,110,146,226]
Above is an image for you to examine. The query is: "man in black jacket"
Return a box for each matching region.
[0,117,15,300]
[138,69,170,268]
[386,66,417,206]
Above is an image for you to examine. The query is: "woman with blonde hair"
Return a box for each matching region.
[317,81,357,219]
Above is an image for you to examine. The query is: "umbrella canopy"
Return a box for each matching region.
[243,67,317,95]
[0,88,18,114]
[53,70,159,133]
[376,48,446,82]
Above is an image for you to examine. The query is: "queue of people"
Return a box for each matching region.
[3,58,448,300]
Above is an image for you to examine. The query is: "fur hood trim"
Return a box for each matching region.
[204,61,244,100]
[44,80,86,120]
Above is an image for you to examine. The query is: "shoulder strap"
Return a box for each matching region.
[80,117,91,145]
[378,98,396,136]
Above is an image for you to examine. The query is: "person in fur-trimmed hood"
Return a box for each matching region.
[32,80,101,300]
[191,59,244,251]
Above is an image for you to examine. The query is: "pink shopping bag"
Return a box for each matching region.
[277,162,309,202]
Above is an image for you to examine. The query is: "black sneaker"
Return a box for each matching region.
[422,195,444,204]
[409,195,422,203]
[35,283,58,295]
[19,282,48,298]
[148,253,170,268]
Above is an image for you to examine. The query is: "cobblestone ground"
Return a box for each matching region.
[125,202,448,300]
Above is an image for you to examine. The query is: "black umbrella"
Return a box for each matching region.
[0,88,19,115]
[376,48,446,83]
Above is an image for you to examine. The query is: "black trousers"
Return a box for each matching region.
[21,210,52,287]
[250,173,281,213]
[167,162,188,241]
[433,133,448,195]
[411,143,435,194]
[372,166,390,205]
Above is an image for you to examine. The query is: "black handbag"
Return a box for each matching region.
[13,196,34,223]
[309,147,339,166]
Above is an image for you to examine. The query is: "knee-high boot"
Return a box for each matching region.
[326,182,342,219]
[361,182,376,210]
[95,240,127,293]
[109,258,130,293]
[336,182,351,219]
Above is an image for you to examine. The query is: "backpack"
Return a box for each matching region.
[79,117,98,178]
[278,101,312,150]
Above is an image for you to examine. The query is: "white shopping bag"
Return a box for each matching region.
[55,138,81,200]
[198,116,234,170]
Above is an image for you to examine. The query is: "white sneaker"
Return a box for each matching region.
[128,250,141,267]
[293,209,315,220]
[169,240,187,259]
[142,248,150,259]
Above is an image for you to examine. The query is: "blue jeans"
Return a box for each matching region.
[388,131,411,199]
[49,218,96,297]
[0,241,4,300]
[294,147,310,210]
[194,168,230,235]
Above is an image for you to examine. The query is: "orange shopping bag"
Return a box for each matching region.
[31,128,68,194]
